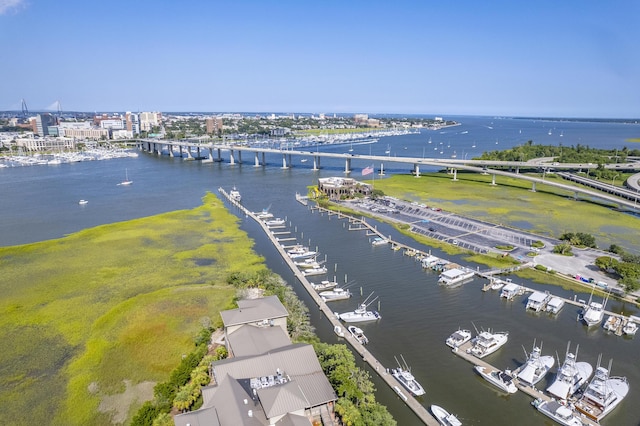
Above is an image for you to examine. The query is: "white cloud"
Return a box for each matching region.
[0,0,26,15]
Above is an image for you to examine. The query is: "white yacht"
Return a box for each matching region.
[430,404,462,426]
[532,399,582,426]
[78,199,88,205]
[574,356,629,422]
[287,245,317,260]
[320,287,351,301]
[311,280,338,291]
[515,342,554,387]
[338,294,381,323]
[580,286,608,327]
[302,266,327,276]
[623,317,638,335]
[581,300,605,327]
[467,330,508,358]
[392,355,425,396]
[474,365,518,394]
[371,237,388,246]
[603,315,623,333]
[545,296,565,314]
[348,325,368,344]
[265,218,286,227]
[333,325,345,337]
[547,342,593,401]
[229,186,241,202]
[446,329,472,349]
[294,258,322,269]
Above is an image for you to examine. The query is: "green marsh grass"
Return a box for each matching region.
[368,173,640,252]
[0,193,264,426]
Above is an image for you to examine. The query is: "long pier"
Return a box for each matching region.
[218,188,439,425]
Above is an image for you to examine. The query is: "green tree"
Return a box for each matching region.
[553,242,573,256]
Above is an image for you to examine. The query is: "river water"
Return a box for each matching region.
[1,116,639,425]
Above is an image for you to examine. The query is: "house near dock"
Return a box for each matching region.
[526,291,552,312]
[175,296,337,426]
[500,282,525,300]
[317,177,372,200]
[438,268,475,286]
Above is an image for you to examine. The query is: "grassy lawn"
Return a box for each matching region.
[0,193,265,426]
[368,172,640,253]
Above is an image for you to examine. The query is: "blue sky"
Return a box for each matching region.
[1,0,639,118]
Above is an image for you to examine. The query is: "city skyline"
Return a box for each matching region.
[1,0,639,118]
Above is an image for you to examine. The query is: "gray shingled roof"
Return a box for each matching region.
[275,413,312,426]
[220,295,289,327]
[227,325,291,357]
[257,380,309,418]
[212,344,336,409]
[173,406,220,426]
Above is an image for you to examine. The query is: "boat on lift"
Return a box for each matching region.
[337,293,381,323]
[474,365,518,394]
[515,341,554,387]
[574,355,629,422]
[547,342,593,401]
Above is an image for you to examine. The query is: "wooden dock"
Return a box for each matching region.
[218,189,439,425]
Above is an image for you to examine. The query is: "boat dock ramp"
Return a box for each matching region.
[219,189,439,425]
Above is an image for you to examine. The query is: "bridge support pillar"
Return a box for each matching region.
[216,148,222,162]
[491,174,496,186]
[281,154,288,169]
[313,156,320,171]
[179,145,183,158]
[262,152,265,166]
[207,148,214,162]
[379,162,384,176]
[237,150,242,164]
[515,166,520,174]
[254,152,260,167]
[229,150,236,165]
[531,182,536,192]
[168,144,174,157]
[452,168,458,181]
[344,158,351,174]
[414,164,420,177]
[196,146,201,158]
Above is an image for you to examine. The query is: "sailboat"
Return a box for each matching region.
[119,169,133,186]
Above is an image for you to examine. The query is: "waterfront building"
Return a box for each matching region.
[33,113,57,136]
[318,177,373,199]
[174,296,337,426]
[139,111,162,131]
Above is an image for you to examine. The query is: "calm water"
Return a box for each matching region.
[1,116,639,425]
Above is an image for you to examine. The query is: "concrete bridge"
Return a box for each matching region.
[137,139,640,211]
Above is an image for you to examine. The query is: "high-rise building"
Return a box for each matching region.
[205,116,224,135]
[34,113,57,136]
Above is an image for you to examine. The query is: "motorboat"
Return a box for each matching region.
[467,330,508,358]
[311,280,337,291]
[580,285,608,327]
[474,365,517,394]
[392,355,425,396]
[574,356,629,422]
[545,297,565,314]
[515,342,554,387]
[229,186,241,202]
[430,404,461,426]
[78,199,88,205]
[294,258,323,269]
[287,245,317,260]
[623,317,638,335]
[254,206,273,219]
[348,325,368,344]
[581,301,605,327]
[320,287,351,301]
[338,293,381,323]
[547,342,593,401]
[446,329,472,349]
[265,218,286,227]
[334,325,345,337]
[302,266,327,276]
[532,398,582,426]
[371,237,388,246]
[489,279,505,290]
[526,291,552,312]
[603,315,623,333]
